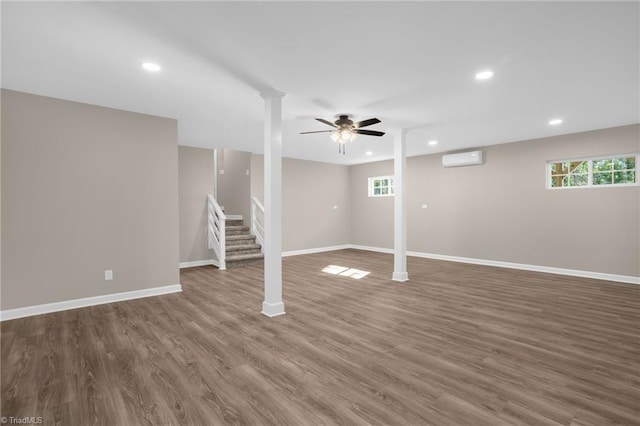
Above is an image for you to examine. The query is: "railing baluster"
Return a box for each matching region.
[251,197,265,251]
[207,194,227,270]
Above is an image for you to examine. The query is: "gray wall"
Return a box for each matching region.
[1,90,180,310]
[0,91,3,292]
[179,146,215,263]
[217,149,251,223]
[350,124,640,277]
[251,155,351,252]
[250,154,264,206]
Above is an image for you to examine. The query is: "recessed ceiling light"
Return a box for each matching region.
[549,118,563,125]
[141,62,161,72]
[428,140,438,146]
[475,70,494,80]
[365,151,373,156]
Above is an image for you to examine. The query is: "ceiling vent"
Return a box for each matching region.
[442,150,483,168]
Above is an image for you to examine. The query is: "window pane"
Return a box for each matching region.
[614,171,635,184]
[571,161,588,173]
[551,175,566,188]
[593,159,612,172]
[624,157,636,170]
[550,175,566,187]
[374,180,381,187]
[550,162,569,174]
[613,158,630,170]
[569,174,588,186]
[593,172,612,185]
[562,176,569,187]
[381,187,388,195]
[374,187,381,195]
[381,179,388,186]
[389,186,395,195]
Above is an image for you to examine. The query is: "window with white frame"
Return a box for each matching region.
[547,154,638,189]
[368,176,395,197]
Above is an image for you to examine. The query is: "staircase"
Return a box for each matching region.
[225,219,264,268]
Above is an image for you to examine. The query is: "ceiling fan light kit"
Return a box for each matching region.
[301,114,385,155]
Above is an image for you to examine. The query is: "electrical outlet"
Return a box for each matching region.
[421,204,428,209]
[104,270,113,281]
[245,169,250,176]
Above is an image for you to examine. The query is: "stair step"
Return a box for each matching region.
[226,234,257,246]
[225,225,250,236]
[226,219,244,227]
[226,252,264,261]
[226,243,262,254]
[225,252,264,269]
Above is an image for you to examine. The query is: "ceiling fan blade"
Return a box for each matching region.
[315,118,338,128]
[354,129,385,137]
[300,130,335,134]
[354,118,381,128]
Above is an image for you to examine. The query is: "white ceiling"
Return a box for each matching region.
[2,1,638,165]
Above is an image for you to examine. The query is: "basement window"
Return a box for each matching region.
[368,176,395,197]
[547,155,639,189]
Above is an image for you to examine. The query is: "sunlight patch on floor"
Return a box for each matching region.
[322,265,371,280]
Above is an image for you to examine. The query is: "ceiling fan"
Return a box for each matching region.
[300,115,385,154]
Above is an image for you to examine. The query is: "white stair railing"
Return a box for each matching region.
[251,197,265,252]
[208,194,226,270]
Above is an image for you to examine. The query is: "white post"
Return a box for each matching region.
[251,199,256,237]
[392,128,409,282]
[219,214,226,270]
[260,90,286,317]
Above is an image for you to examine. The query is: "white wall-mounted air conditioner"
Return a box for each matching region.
[442,150,483,168]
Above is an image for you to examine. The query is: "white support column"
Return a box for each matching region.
[392,128,409,282]
[260,90,286,317]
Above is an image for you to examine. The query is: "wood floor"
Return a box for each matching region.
[2,249,639,425]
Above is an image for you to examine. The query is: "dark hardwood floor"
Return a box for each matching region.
[2,249,639,425]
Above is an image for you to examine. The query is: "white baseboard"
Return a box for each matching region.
[179,259,221,269]
[282,245,351,257]
[348,244,639,285]
[261,301,286,317]
[392,271,409,282]
[348,245,394,254]
[226,215,243,221]
[0,284,183,322]
[180,259,214,268]
[408,250,640,285]
[182,246,638,285]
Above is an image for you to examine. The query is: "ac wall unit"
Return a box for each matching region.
[442,150,483,168]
